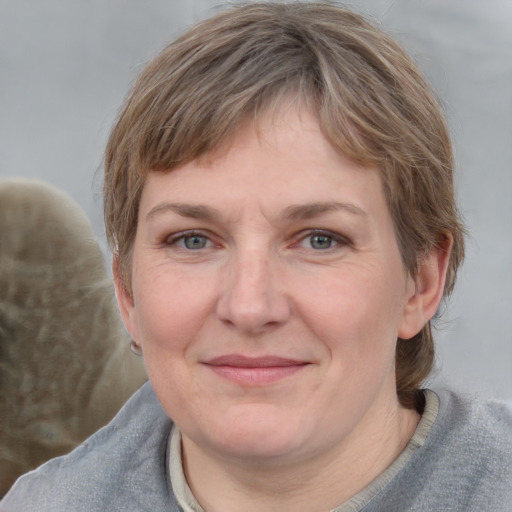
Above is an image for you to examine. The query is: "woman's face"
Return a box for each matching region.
[117,106,422,466]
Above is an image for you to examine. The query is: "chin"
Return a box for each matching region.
[202,408,313,462]
[221,434,306,462]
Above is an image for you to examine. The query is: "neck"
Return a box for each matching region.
[181,398,420,512]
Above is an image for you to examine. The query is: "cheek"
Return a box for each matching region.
[294,267,405,358]
[132,273,210,409]
[133,266,217,353]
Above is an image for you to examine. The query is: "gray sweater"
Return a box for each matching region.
[2,382,511,511]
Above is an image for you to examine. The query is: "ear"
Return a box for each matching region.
[112,256,140,342]
[398,234,453,340]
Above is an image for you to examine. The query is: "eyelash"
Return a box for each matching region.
[294,230,352,251]
[164,229,351,253]
[164,230,217,250]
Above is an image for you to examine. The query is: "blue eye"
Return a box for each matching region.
[308,234,334,250]
[296,231,350,251]
[182,234,209,249]
[166,232,213,250]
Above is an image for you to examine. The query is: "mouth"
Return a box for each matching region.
[202,355,310,386]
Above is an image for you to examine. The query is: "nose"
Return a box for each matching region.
[216,249,291,333]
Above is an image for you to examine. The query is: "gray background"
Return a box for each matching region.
[1,0,511,399]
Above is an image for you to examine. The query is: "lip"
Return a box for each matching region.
[202,355,310,386]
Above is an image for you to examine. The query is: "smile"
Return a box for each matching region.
[202,355,310,386]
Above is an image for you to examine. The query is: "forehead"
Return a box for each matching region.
[138,106,389,227]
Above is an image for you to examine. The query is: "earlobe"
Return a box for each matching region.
[112,257,139,342]
[398,234,453,340]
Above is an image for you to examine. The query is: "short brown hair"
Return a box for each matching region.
[104,1,465,411]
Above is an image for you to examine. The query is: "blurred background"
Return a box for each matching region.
[1,0,511,399]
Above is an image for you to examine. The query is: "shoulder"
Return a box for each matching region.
[390,389,512,511]
[363,389,512,512]
[431,388,512,461]
[0,382,180,512]
[427,389,512,508]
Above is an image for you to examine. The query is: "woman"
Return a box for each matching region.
[3,2,511,510]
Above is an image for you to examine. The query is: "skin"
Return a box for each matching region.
[115,106,450,511]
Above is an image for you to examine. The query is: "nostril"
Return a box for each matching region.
[215,254,291,332]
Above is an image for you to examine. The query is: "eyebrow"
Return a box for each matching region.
[146,200,367,222]
[146,202,220,221]
[281,201,367,221]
